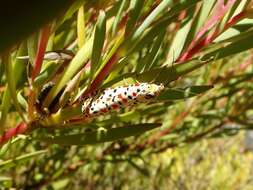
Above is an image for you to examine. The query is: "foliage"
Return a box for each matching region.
[1,0,253,188]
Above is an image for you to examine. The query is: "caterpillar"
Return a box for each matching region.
[81,83,164,119]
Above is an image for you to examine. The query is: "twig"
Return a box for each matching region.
[0,122,28,146]
[31,24,51,81]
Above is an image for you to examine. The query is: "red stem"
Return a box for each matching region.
[224,11,246,31]
[177,0,240,62]
[31,24,51,81]
[178,38,206,62]
[0,122,28,146]
[178,10,246,62]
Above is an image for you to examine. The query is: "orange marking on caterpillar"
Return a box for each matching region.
[112,104,119,109]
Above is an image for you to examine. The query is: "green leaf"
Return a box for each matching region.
[1,44,27,126]
[3,51,26,122]
[157,85,213,100]
[90,11,106,79]
[103,57,211,88]
[130,0,173,43]
[127,14,176,55]
[27,33,38,64]
[17,91,28,110]
[33,61,60,88]
[0,150,47,170]
[111,0,128,36]
[77,6,86,48]
[183,0,216,48]
[136,29,166,72]
[0,88,11,127]
[43,36,94,108]
[137,58,212,84]
[107,0,201,81]
[203,30,253,60]
[0,141,11,158]
[62,0,89,23]
[125,0,145,36]
[232,19,253,32]
[166,14,193,64]
[43,123,161,145]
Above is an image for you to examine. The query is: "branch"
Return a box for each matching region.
[0,122,28,146]
[31,24,51,81]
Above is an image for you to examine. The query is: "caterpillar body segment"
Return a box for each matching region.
[81,83,164,119]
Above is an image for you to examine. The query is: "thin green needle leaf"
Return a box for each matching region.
[90,11,106,79]
[77,6,86,49]
[33,61,61,88]
[27,33,38,64]
[124,0,201,57]
[43,123,161,145]
[112,0,128,36]
[3,51,26,122]
[0,150,47,170]
[136,29,166,72]
[17,91,28,111]
[63,0,87,23]
[43,36,94,108]
[166,15,192,64]
[125,0,144,36]
[103,58,211,88]
[130,0,173,42]
[158,85,213,100]
[0,89,11,128]
[203,30,253,60]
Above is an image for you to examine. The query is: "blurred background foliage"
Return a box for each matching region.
[1,0,253,189]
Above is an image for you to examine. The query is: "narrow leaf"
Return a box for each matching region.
[77,6,86,49]
[0,150,47,170]
[103,58,211,88]
[27,33,38,64]
[3,52,26,122]
[90,11,106,79]
[0,88,11,127]
[33,61,60,87]
[125,0,144,36]
[203,30,253,60]
[43,123,161,145]
[130,0,173,42]
[136,29,166,72]
[158,85,213,100]
[112,0,128,36]
[43,36,93,108]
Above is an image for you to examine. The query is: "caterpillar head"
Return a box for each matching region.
[136,83,164,102]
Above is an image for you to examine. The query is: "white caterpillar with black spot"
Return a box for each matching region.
[81,83,164,119]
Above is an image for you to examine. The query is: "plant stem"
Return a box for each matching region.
[0,122,28,146]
